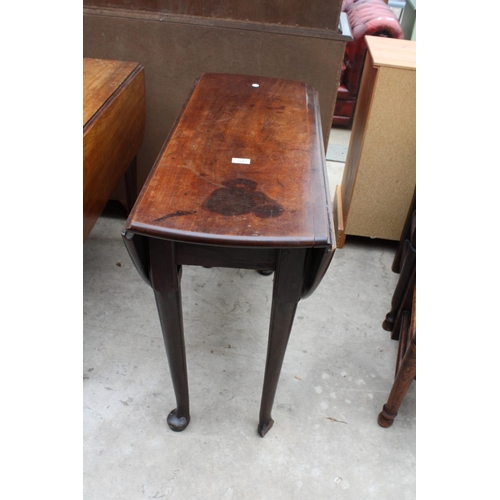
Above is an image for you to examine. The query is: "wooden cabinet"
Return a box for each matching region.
[334,36,416,247]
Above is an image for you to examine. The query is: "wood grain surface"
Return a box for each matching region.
[125,72,333,248]
[83,58,140,127]
[367,35,416,70]
[83,58,146,241]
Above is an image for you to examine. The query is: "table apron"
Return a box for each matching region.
[122,229,333,299]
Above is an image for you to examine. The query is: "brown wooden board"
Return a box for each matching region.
[83,0,342,30]
[125,73,333,248]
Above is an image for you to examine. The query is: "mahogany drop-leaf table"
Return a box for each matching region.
[83,58,145,241]
[122,73,335,437]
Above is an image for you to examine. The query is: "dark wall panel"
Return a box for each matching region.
[83,0,342,30]
[83,8,345,198]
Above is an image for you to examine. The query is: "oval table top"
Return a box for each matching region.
[125,72,333,249]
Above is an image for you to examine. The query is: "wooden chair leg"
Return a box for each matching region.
[378,333,416,427]
[258,249,306,437]
[384,190,416,337]
[394,310,410,375]
[382,240,415,335]
[378,288,416,428]
[149,238,190,432]
[391,190,416,273]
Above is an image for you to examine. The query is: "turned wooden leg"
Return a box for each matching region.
[378,333,416,428]
[382,240,415,336]
[124,156,138,214]
[391,191,416,273]
[258,249,306,437]
[149,238,190,432]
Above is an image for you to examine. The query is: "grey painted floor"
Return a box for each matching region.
[83,128,416,499]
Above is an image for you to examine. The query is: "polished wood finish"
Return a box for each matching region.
[83,58,138,125]
[126,73,333,248]
[379,198,416,428]
[378,288,416,428]
[333,36,416,246]
[382,192,416,338]
[258,248,306,436]
[149,238,190,432]
[123,73,335,436]
[83,57,146,241]
[392,189,416,274]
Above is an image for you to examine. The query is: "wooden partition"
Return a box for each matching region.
[83,0,348,204]
[83,1,342,30]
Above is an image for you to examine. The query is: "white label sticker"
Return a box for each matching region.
[232,158,251,165]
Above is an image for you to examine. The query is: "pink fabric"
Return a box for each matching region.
[342,0,403,94]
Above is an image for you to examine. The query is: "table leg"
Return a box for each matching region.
[149,238,190,432]
[258,249,306,437]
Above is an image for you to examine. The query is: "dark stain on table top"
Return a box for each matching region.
[125,72,333,248]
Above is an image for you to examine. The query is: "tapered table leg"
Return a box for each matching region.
[149,238,190,432]
[258,249,306,437]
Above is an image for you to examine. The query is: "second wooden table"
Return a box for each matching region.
[83,58,146,241]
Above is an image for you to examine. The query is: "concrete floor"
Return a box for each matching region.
[83,128,416,499]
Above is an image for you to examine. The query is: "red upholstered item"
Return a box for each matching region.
[333,0,404,127]
[343,0,404,95]
[333,95,356,127]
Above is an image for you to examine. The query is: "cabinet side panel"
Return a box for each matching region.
[340,53,377,232]
[345,66,416,240]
